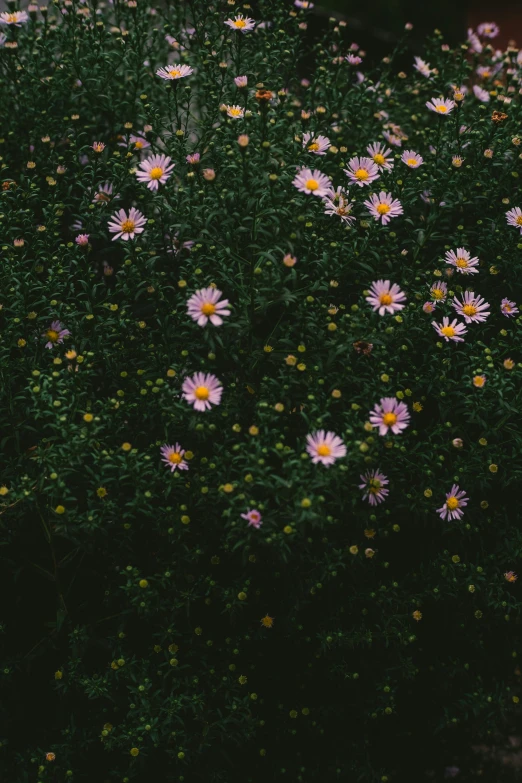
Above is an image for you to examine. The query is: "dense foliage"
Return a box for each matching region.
[2,1,522,781]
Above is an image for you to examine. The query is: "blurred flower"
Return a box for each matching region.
[323,191,354,224]
[302,132,330,155]
[413,56,432,77]
[401,149,423,168]
[505,571,518,583]
[477,21,499,38]
[0,11,28,25]
[283,253,297,267]
[92,141,105,152]
[473,375,486,388]
[423,301,436,313]
[241,509,263,528]
[473,84,490,103]
[501,298,519,317]
[452,155,464,167]
[346,54,362,66]
[75,233,89,246]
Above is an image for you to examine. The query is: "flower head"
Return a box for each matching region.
[160,443,189,472]
[366,142,394,171]
[364,191,403,224]
[75,234,89,246]
[323,191,355,224]
[302,132,331,155]
[426,97,455,115]
[234,75,248,88]
[452,155,464,167]
[501,298,519,317]
[473,84,490,103]
[0,11,28,25]
[92,141,105,153]
[225,104,245,119]
[182,372,223,412]
[108,207,146,241]
[224,14,255,32]
[92,181,118,204]
[241,509,263,528]
[135,154,174,191]
[366,279,406,315]
[505,571,518,583]
[44,320,70,349]
[452,291,490,323]
[187,287,231,327]
[346,54,363,65]
[506,207,522,233]
[344,156,380,187]
[359,469,389,505]
[473,375,486,388]
[432,317,468,342]
[430,281,447,302]
[477,21,499,38]
[437,484,469,521]
[156,64,194,80]
[445,247,479,275]
[413,56,432,77]
[306,430,346,466]
[401,149,423,168]
[186,152,200,164]
[423,301,436,313]
[369,397,410,436]
[292,167,332,196]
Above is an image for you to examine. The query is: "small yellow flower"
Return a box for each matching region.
[18,338,27,347]
[452,555,460,563]
[331,389,341,398]
[301,498,311,508]
[238,591,247,601]
[249,425,259,436]
[55,505,65,514]
[96,487,107,498]
[121,442,132,451]
[167,368,176,377]
[260,614,274,628]
[65,350,77,360]
[489,464,498,473]
[263,345,273,352]
[83,413,93,422]
[349,545,358,555]
[274,403,284,412]
[139,579,148,588]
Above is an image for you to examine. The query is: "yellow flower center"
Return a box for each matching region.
[46,329,59,342]
[382,412,397,426]
[432,288,444,300]
[455,257,468,268]
[379,293,393,305]
[308,142,320,151]
[441,326,455,337]
[97,192,110,202]
[149,166,164,180]
[504,304,512,311]
[195,386,210,400]
[234,19,246,28]
[377,203,391,215]
[317,444,331,457]
[134,140,145,148]
[305,178,319,191]
[462,304,477,316]
[355,168,369,180]
[473,376,485,387]
[407,158,418,166]
[169,452,182,464]
[201,302,216,316]
[369,478,382,493]
[436,105,448,113]
[373,153,385,165]
[168,68,182,78]
[446,496,459,510]
[229,107,243,116]
[6,13,17,22]
[516,216,522,225]
[121,219,136,233]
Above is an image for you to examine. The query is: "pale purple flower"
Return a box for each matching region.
[346,54,362,65]
[501,298,519,317]
[413,56,432,78]
[382,131,402,147]
[432,317,468,342]
[423,301,436,313]
[506,207,522,233]
[92,141,105,153]
[160,443,189,472]
[367,142,394,171]
[445,248,479,275]
[107,207,147,241]
[75,234,89,246]
[364,191,403,224]
[430,281,448,302]
[359,469,389,505]
[135,153,174,191]
[224,14,256,32]
[186,287,231,327]
[401,149,423,168]
[92,181,118,204]
[156,64,194,80]
[295,0,314,7]
[302,132,331,155]
[241,509,263,528]
[44,320,70,349]
[437,484,469,521]
[477,21,499,38]
[426,97,455,115]
[473,84,490,103]
[186,152,200,164]
[366,280,406,315]
[292,167,332,196]
[467,28,482,53]
[234,75,248,88]
[369,397,411,436]
[182,372,223,412]
[344,156,380,187]
[306,430,346,466]
[128,134,150,151]
[452,291,490,323]
[0,10,28,25]
[323,192,355,224]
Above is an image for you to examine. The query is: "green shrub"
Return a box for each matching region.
[1,2,522,781]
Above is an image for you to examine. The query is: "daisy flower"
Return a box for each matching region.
[224,14,256,32]
[346,54,363,65]
[156,64,194,80]
[241,509,263,528]
[452,291,490,323]
[359,469,389,506]
[295,0,314,6]
[382,131,402,147]
[467,28,483,53]
[108,207,146,241]
[430,281,447,302]
[473,375,486,388]
[160,443,189,472]
[452,155,464,167]
[0,10,28,25]
[367,142,394,171]
[437,484,469,521]
[226,104,244,119]
[423,301,436,313]
[292,167,332,197]
[477,21,499,38]
[302,132,331,155]
[323,192,355,224]
[128,134,150,151]
[182,372,223,412]
[344,156,380,187]
[369,397,411,436]
[92,182,117,204]
[366,279,406,315]
[505,571,518,583]
[186,153,200,164]
[44,320,70,349]
[432,317,468,342]
[506,207,522,233]
[413,56,432,77]
[92,141,105,153]
[445,248,479,275]
[364,191,404,224]
[306,430,346,466]
[426,97,455,115]
[234,75,248,88]
[135,154,174,191]
[501,298,519,317]
[187,287,231,327]
[401,150,423,168]
[473,84,490,103]
[75,234,89,246]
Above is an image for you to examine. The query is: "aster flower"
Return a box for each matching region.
[401,149,423,168]
[160,443,189,472]
[224,14,256,32]
[323,192,355,224]
[346,54,363,65]
[0,10,28,25]
[295,0,314,6]
[186,152,200,164]
[477,21,499,38]
[505,571,518,583]
[426,97,455,115]
[226,104,244,119]
[452,291,490,323]
[241,509,263,528]
[437,484,469,521]
[44,320,70,349]
[344,156,380,187]
[445,247,479,275]
[292,167,332,197]
[432,317,468,342]
[413,56,432,77]
[128,134,150,151]
[306,430,346,466]
[107,207,146,241]
[423,301,436,313]
[473,84,490,103]
[467,28,483,53]
[473,375,486,388]
[92,182,118,204]
[92,141,105,153]
[302,132,331,155]
[359,469,389,506]
[364,191,404,224]
[369,397,411,436]
[234,75,248,88]
[156,64,194,80]
[506,207,522,233]
[501,298,519,317]
[182,372,223,412]
[430,281,448,302]
[452,155,464,167]
[186,287,231,327]
[367,142,394,171]
[135,154,174,191]
[366,280,406,315]
[382,131,402,147]
[75,234,89,246]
